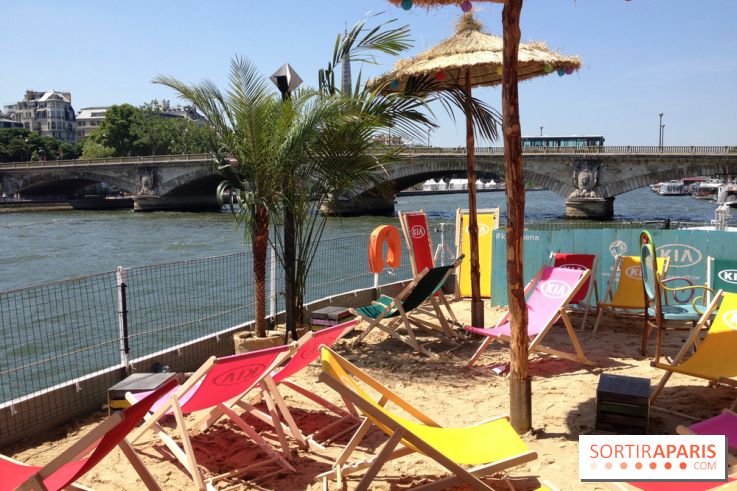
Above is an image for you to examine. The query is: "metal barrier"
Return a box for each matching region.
[0,228,444,445]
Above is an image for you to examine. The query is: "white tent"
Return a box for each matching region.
[448,178,467,190]
[422,179,438,191]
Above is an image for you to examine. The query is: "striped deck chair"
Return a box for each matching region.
[466,265,594,368]
[350,257,463,358]
[0,378,177,491]
[126,344,295,490]
[592,255,669,333]
[651,290,737,404]
[316,346,538,491]
[549,252,599,330]
[239,320,361,448]
[677,408,737,465]
[398,210,461,328]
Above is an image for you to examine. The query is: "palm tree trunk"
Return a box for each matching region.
[465,69,483,328]
[502,0,531,433]
[252,203,269,338]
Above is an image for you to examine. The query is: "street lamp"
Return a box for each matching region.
[539,125,543,136]
[270,63,303,342]
[658,112,664,148]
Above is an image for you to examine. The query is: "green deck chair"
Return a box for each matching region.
[350,256,463,358]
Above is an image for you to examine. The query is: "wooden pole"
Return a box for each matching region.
[465,68,484,328]
[502,0,531,433]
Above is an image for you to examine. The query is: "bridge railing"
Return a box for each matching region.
[0,153,214,169]
[402,145,737,155]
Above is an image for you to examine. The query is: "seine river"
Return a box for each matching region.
[0,187,719,292]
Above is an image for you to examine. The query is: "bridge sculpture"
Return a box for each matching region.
[1,146,736,218]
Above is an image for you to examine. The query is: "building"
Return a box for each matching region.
[4,90,77,143]
[75,106,109,140]
[0,119,23,129]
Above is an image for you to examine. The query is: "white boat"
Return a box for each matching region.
[692,179,725,200]
[658,180,688,196]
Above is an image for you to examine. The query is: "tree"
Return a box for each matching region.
[0,128,82,162]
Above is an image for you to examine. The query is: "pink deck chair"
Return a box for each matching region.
[611,477,737,490]
[466,265,594,368]
[0,378,177,491]
[126,344,295,490]
[678,409,737,465]
[238,320,361,449]
[550,252,599,330]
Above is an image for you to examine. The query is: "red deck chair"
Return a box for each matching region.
[126,344,294,490]
[0,378,177,491]
[549,252,599,330]
[240,320,361,448]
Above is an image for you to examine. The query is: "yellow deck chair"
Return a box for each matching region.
[315,346,538,491]
[650,290,737,404]
[592,255,670,332]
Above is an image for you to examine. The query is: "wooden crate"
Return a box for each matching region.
[596,373,650,433]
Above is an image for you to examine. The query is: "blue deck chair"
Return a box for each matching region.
[640,230,714,358]
[350,256,463,358]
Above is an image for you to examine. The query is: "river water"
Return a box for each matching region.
[0,187,719,292]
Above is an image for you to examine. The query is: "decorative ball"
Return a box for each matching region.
[390,80,400,89]
[543,64,553,73]
[435,71,445,81]
[401,0,412,10]
[496,66,503,76]
[557,68,565,77]
[461,1,473,12]
[565,66,574,75]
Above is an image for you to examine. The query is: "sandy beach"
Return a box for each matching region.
[3,300,735,490]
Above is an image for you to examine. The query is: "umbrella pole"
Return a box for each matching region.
[465,68,484,328]
[502,0,531,433]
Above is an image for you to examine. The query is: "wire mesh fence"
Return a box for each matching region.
[0,229,453,408]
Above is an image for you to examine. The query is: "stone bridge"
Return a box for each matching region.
[1,146,736,216]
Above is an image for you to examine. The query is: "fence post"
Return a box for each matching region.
[116,267,130,374]
[269,244,277,322]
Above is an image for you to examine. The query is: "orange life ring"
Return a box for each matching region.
[368,225,402,273]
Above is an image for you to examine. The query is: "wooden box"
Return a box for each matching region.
[595,373,650,433]
[107,372,177,412]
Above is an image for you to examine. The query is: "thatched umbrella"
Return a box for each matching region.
[372,13,581,336]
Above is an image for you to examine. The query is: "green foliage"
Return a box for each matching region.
[0,128,82,162]
[90,103,214,157]
[81,138,115,159]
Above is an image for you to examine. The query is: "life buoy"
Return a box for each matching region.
[368,225,402,273]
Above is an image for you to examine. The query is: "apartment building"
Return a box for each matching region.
[3,90,77,143]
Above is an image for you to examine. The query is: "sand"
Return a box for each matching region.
[3,300,735,490]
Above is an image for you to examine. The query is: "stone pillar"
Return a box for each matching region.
[565,197,614,219]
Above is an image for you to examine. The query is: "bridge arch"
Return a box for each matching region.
[10,170,137,197]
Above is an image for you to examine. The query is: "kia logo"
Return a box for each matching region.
[656,244,703,268]
[560,263,587,271]
[718,270,737,285]
[410,225,426,239]
[213,364,265,387]
[466,224,491,236]
[722,310,737,330]
[625,265,642,279]
[540,280,571,299]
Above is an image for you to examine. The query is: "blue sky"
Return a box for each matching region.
[3,1,736,146]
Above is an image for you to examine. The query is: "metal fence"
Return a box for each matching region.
[0,228,447,413]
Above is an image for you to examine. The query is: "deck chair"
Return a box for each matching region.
[549,252,599,330]
[608,476,737,491]
[466,265,594,368]
[677,408,737,465]
[315,346,538,491]
[398,210,461,327]
[240,320,361,448]
[0,378,177,491]
[592,255,670,333]
[640,231,714,358]
[350,256,464,358]
[126,344,296,490]
[650,290,737,403]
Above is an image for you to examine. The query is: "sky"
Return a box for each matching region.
[2,1,736,147]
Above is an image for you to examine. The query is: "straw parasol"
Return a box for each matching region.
[372,13,581,331]
[387,0,503,11]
